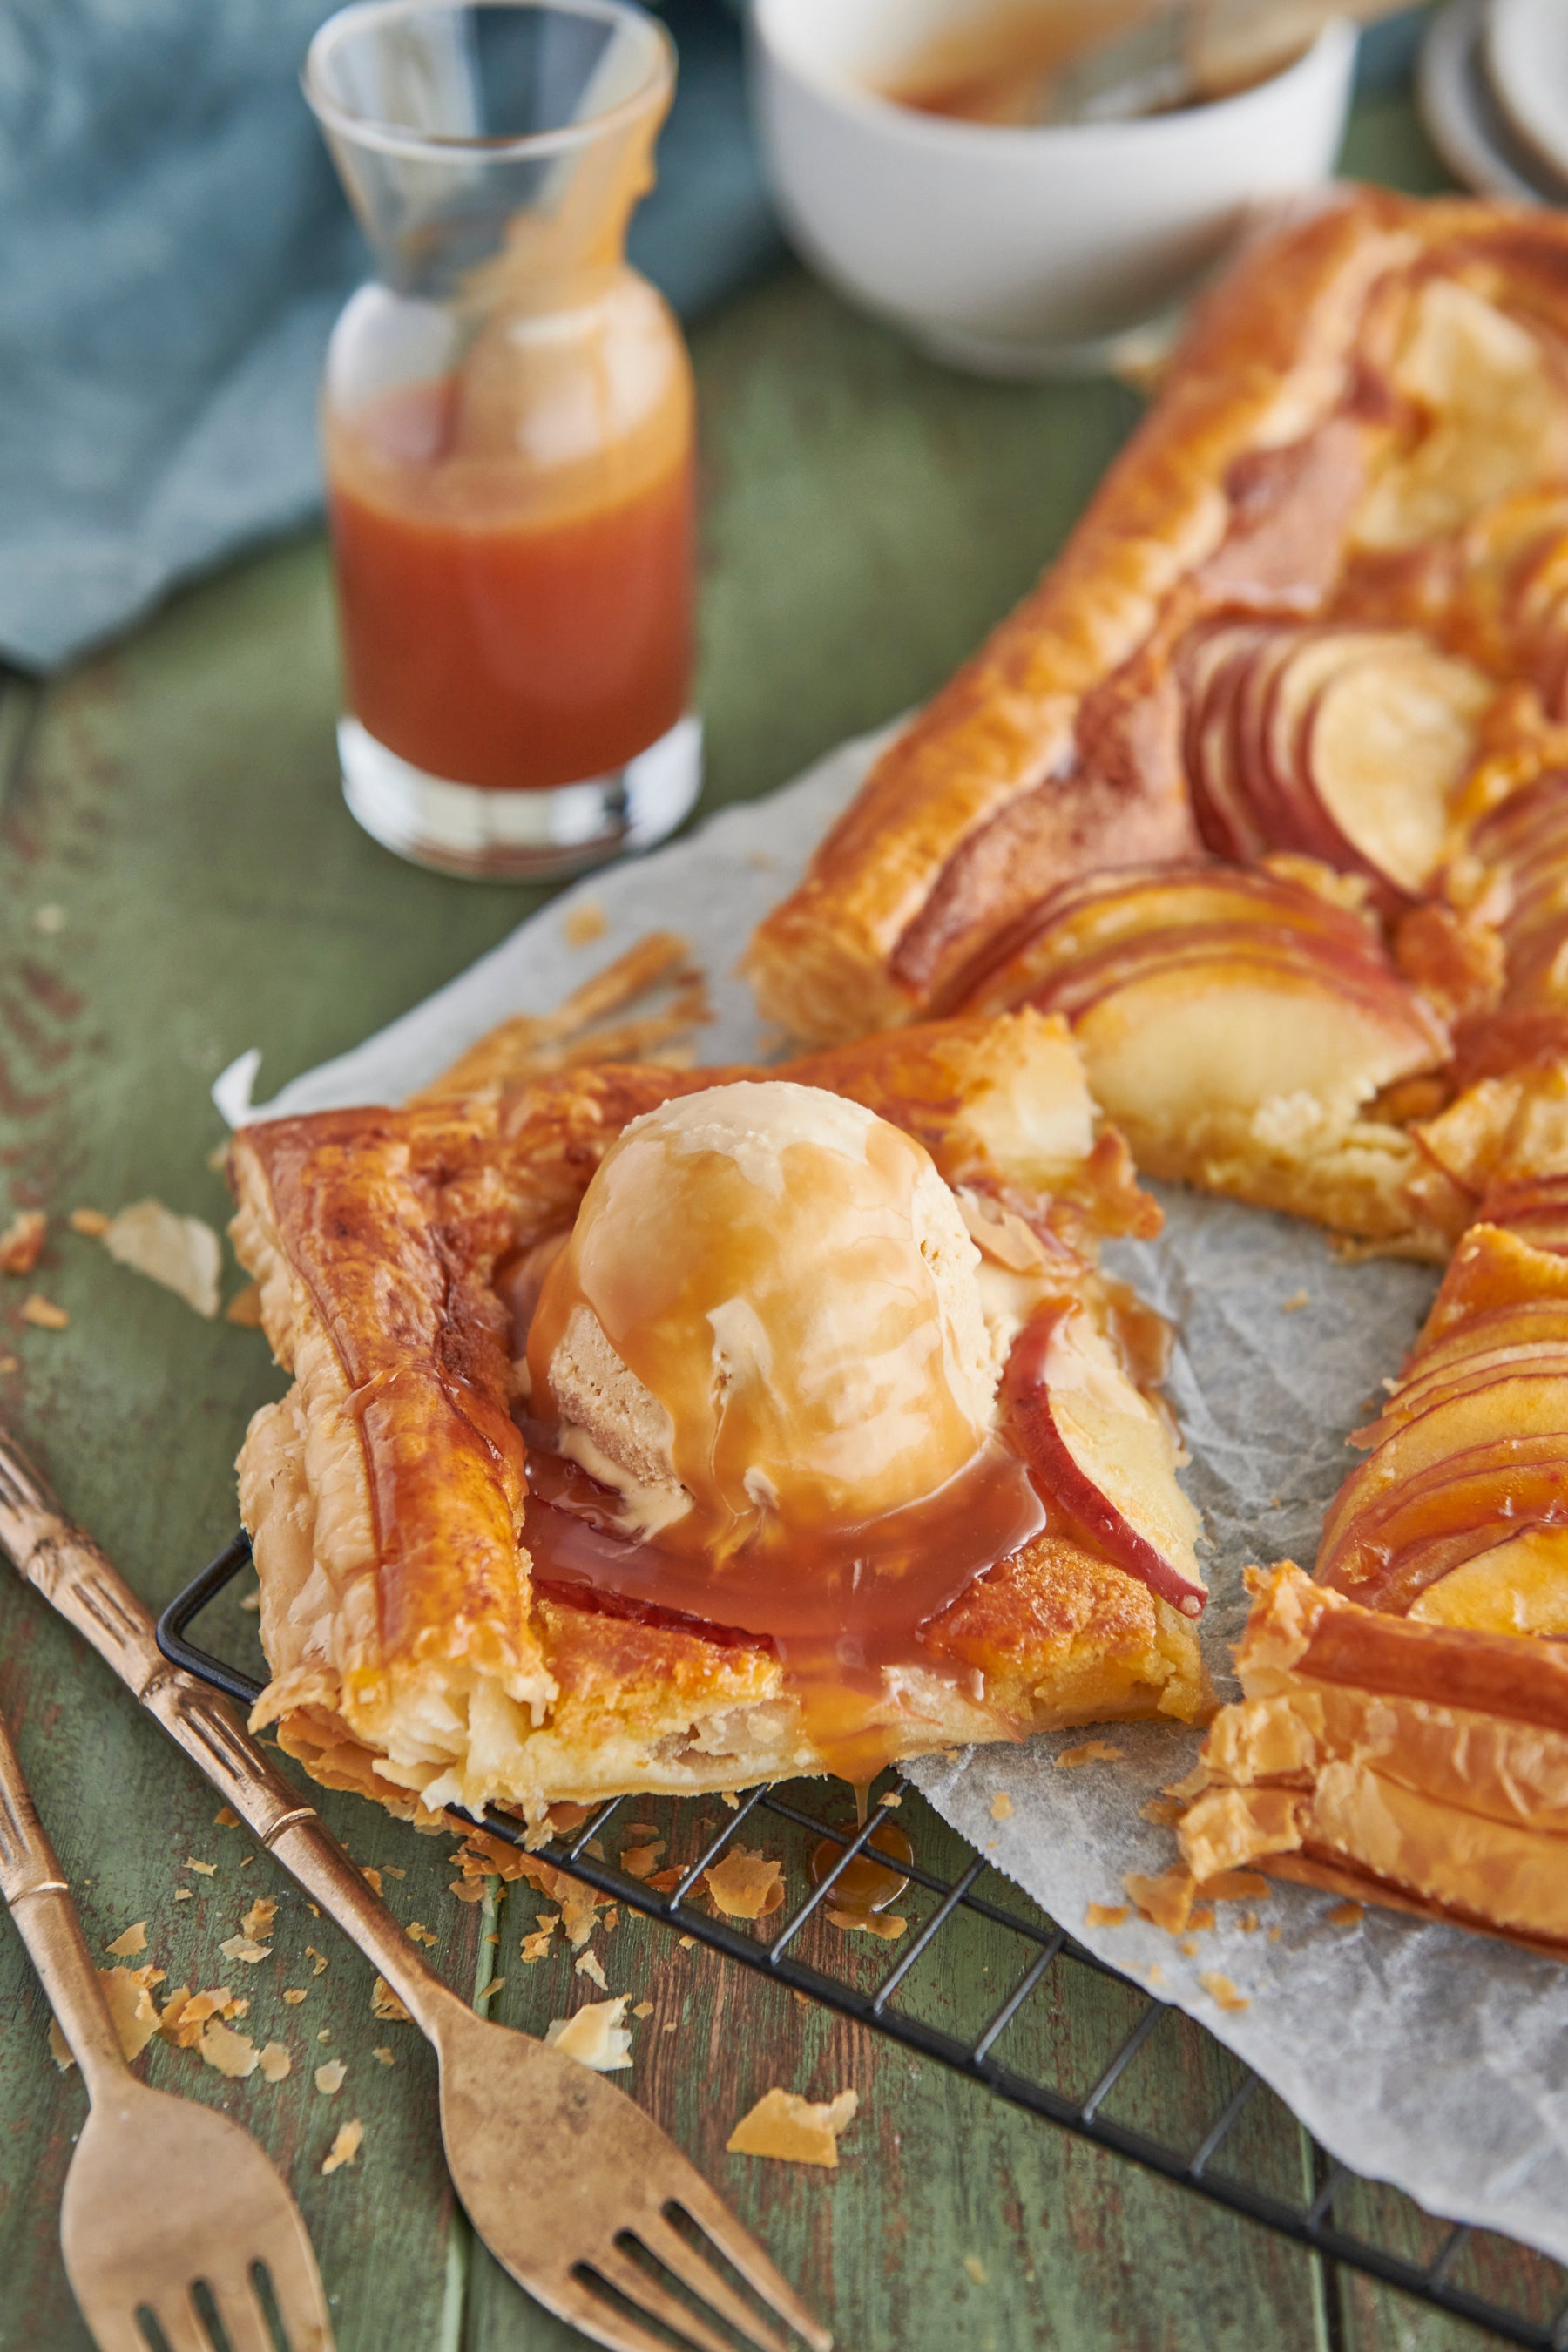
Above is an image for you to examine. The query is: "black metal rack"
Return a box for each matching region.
[163,1531,1568,2351]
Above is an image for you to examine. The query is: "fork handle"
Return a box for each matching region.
[0,1427,463,2041]
[0,1703,132,2099]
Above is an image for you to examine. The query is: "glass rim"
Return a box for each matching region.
[303,0,674,165]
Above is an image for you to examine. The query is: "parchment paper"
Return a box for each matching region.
[215,727,1568,2263]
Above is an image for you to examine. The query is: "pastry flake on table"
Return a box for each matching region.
[226,1010,1212,1833]
[747,189,1568,1257]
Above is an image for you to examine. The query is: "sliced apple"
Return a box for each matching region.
[1301,639,1491,897]
[1061,947,1444,1152]
[1396,1300,1568,1382]
[1316,1436,1568,1606]
[1004,1305,1206,1617]
[1319,1375,1568,1567]
[1409,1525,1568,1633]
[1354,1345,1568,1446]
[1418,1221,1568,1346]
[958,862,1369,1019]
[1184,626,1273,862]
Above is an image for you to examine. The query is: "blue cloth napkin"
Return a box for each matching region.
[0,0,778,672]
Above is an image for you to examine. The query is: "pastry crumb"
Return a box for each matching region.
[1187,1903,1216,1933]
[879,1791,902,1808]
[105,1922,147,1958]
[519,1931,554,1964]
[727,2087,858,2169]
[241,1897,277,1942]
[1328,1901,1364,1928]
[575,1950,609,1990]
[258,2042,291,2084]
[545,1995,633,2072]
[99,1200,222,1319]
[283,1989,308,2005]
[225,1281,265,1327]
[1240,1911,1261,1933]
[475,1977,505,2004]
[174,1888,193,1902]
[1280,1290,1311,1313]
[186,1858,216,1876]
[218,1936,270,1965]
[1057,1740,1124,1768]
[66,1207,107,1238]
[1140,1796,1183,1827]
[678,1934,695,1950]
[1267,1924,1283,1942]
[449,1877,486,1904]
[1085,1903,1129,1930]
[315,2059,347,2096]
[564,901,608,948]
[1200,1870,1271,1903]
[1124,1864,1196,1935]
[632,2000,654,2018]
[0,1212,47,1274]
[321,2119,363,2175]
[704,1848,785,1921]
[213,1806,240,1828]
[620,1840,666,1878]
[371,1976,410,2022]
[20,1294,68,1329]
[406,1921,437,1949]
[827,1909,907,1940]
[199,2019,260,2078]
[990,1792,1013,1821]
[720,1790,739,1808]
[1199,1972,1249,2013]
[963,2255,987,2288]
[307,1946,329,1974]
[373,2047,395,2066]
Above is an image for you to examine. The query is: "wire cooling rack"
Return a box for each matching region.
[162,1531,1568,2351]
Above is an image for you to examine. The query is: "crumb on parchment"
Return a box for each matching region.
[1057,1740,1125,1769]
[990,1792,1013,1821]
[1199,1972,1249,2013]
[1085,1903,1129,1930]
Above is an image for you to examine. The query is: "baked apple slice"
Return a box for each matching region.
[1407,1525,1568,1633]
[1319,1374,1568,1565]
[1353,1346,1568,1446]
[1004,1305,1206,1618]
[1299,636,1491,897]
[1316,1436,1568,1606]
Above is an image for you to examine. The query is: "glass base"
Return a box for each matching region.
[339,713,703,882]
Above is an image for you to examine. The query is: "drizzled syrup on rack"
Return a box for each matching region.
[808,1819,916,1916]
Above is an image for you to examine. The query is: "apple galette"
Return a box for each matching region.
[229,1011,1211,1830]
[747,190,1568,1258]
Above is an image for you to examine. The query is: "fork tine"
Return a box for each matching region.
[245,2220,335,2351]
[666,2182,833,2352]
[206,2274,278,2352]
[630,2215,793,2352]
[145,2294,217,2352]
[590,2245,740,2352]
[542,2268,676,2352]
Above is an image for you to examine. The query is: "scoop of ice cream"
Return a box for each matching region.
[525,1080,1001,1546]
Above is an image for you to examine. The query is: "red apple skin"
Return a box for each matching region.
[1316,1438,1568,1606]
[1186,630,1271,862]
[1003,1308,1207,1619]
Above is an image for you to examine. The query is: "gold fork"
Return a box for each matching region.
[0,1698,333,2352]
[0,1431,832,2352]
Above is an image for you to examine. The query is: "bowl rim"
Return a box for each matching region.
[748,3,1356,152]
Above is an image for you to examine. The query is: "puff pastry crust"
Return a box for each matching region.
[1180,1132,1568,1952]
[231,1014,1208,1830]
[748,190,1568,1252]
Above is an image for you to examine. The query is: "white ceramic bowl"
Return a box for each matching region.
[748,0,1358,375]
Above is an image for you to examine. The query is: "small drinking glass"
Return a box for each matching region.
[306,0,700,879]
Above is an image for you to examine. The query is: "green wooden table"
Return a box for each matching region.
[1,84,1557,2352]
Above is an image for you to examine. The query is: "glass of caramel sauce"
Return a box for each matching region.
[305,0,700,878]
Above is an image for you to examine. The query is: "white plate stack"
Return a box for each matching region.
[1420,0,1568,203]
